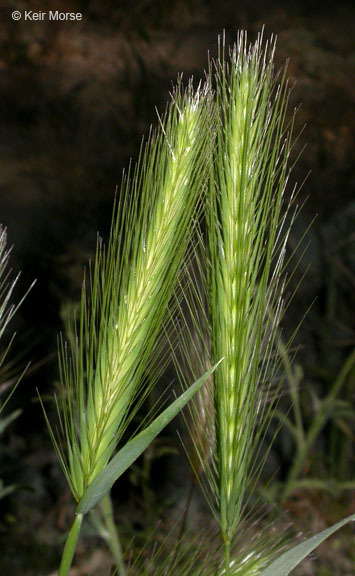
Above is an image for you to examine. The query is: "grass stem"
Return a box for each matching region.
[99,492,127,576]
[178,478,196,542]
[224,538,231,576]
[279,338,305,449]
[282,348,355,502]
[58,513,83,576]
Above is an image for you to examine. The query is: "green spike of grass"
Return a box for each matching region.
[171,32,300,573]
[208,31,294,548]
[50,80,214,503]
[42,78,216,576]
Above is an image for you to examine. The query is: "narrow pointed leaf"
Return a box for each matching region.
[260,513,355,576]
[0,408,22,434]
[77,360,222,514]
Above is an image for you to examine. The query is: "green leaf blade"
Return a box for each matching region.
[77,360,222,514]
[260,514,355,576]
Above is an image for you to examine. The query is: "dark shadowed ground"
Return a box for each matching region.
[0,1,354,574]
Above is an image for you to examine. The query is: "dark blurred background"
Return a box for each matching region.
[0,1,354,574]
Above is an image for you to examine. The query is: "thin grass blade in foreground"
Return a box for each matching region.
[44,80,215,575]
[260,513,355,576]
[77,361,222,514]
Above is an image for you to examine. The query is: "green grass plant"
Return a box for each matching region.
[42,80,220,575]
[209,31,291,545]
[169,31,354,576]
[279,345,355,502]
[39,29,354,576]
[176,31,296,574]
[0,225,31,411]
[59,82,213,502]
[0,225,34,499]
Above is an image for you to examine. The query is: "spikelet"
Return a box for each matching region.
[51,80,214,501]
[209,30,293,542]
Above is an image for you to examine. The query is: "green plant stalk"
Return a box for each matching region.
[99,493,127,576]
[278,339,305,450]
[328,343,354,482]
[284,478,355,494]
[224,538,231,576]
[56,365,221,574]
[282,348,355,502]
[58,513,83,576]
